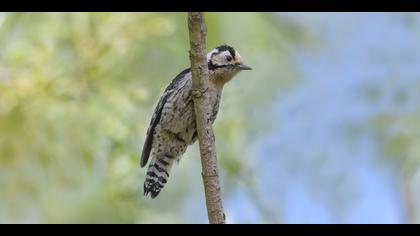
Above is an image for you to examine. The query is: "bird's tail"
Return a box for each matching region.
[144,155,174,198]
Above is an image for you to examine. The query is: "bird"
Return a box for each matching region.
[140,44,251,198]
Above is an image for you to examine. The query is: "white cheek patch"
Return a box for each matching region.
[211,51,233,66]
[207,49,219,62]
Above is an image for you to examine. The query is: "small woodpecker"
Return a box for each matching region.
[140,45,251,198]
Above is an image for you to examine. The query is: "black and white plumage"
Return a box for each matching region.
[140,45,251,198]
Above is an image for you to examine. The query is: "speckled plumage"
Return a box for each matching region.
[140,45,251,198]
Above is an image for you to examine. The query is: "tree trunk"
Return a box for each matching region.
[187,12,226,224]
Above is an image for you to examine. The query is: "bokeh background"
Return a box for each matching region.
[1,12,420,224]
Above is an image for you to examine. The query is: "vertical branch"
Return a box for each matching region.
[187,12,226,224]
[402,177,416,223]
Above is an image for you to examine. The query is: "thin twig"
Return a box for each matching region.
[187,12,226,224]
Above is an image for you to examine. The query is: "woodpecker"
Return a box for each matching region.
[140,45,251,198]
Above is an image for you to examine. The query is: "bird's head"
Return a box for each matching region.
[207,45,251,81]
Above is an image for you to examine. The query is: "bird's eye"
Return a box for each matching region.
[226,56,232,62]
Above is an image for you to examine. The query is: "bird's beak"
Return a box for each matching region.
[236,63,252,70]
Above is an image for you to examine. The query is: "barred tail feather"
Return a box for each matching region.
[144,155,174,198]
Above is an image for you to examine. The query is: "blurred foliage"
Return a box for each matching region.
[372,108,420,223]
[0,13,296,223]
[367,75,420,223]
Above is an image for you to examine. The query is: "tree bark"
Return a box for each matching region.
[187,12,226,224]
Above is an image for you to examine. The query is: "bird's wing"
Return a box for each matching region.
[140,68,191,168]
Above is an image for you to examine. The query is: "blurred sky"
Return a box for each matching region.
[223,13,420,224]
